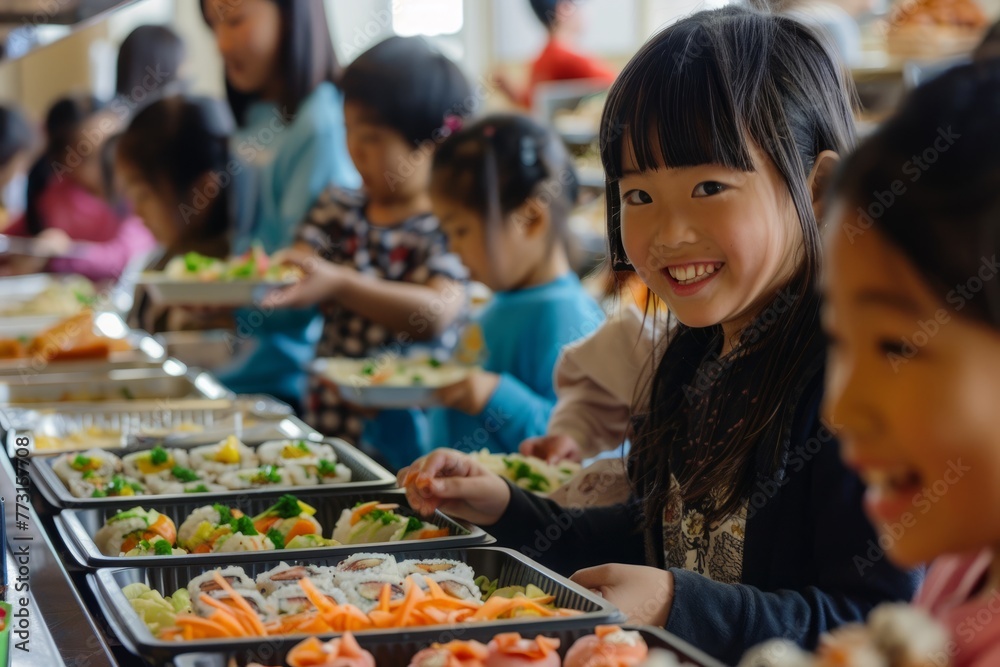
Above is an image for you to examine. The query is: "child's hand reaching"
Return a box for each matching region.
[436,370,500,416]
[263,250,347,309]
[398,448,511,525]
[520,434,583,463]
[570,564,674,627]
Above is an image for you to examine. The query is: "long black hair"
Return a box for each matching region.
[834,61,1000,328]
[200,0,342,127]
[117,95,234,248]
[602,6,857,528]
[0,104,34,167]
[432,114,578,265]
[25,95,106,236]
[116,24,186,100]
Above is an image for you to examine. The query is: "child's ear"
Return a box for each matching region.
[511,199,547,238]
[807,150,840,223]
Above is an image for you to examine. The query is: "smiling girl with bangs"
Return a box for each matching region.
[398,6,918,662]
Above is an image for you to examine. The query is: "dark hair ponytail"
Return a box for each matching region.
[601,6,857,528]
[432,114,578,251]
[25,95,105,236]
[117,95,234,245]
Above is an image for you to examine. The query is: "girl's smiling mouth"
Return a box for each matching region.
[662,262,725,294]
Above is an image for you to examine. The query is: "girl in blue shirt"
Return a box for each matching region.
[428,115,606,454]
[200,0,360,407]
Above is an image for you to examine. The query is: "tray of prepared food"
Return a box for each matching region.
[32,431,397,507]
[171,625,724,667]
[89,547,623,663]
[0,273,96,318]
[311,357,473,408]
[470,450,581,496]
[138,248,300,306]
[56,490,491,568]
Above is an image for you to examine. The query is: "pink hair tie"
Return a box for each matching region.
[443,114,464,135]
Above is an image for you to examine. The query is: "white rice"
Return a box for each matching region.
[398,559,475,582]
[338,576,405,613]
[94,515,147,556]
[255,562,334,596]
[333,553,399,580]
[213,533,274,553]
[186,567,254,602]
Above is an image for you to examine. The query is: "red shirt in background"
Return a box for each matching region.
[520,38,617,107]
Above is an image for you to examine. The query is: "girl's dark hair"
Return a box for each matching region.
[25,95,106,236]
[341,36,472,148]
[529,0,570,29]
[0,105,34,166]
[117,95,234,246]
[835,61,1000,328]
[432,114,578,252]
[200,0,342,127]
[116,25,186,100]
[602,6,857,528]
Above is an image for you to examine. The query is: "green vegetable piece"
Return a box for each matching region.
[316,459,337,477]
[149,446,169,466]
[267,529,285,550]
[184,485,210,494]
[362,364,376,376]
[171,466,199,482]
[91,489,107,498]
[153,540,173,556]
[213,504,233,525]
[270,494,302,519]
[404,516,424,534]
[252,465,282,485]
[82,470,94,480]
[428,358,442,368]
[121,387,135,400]
[295,440,310,452]
[411,375,424,385]
[72,454,91,469]
[232,516,258,536]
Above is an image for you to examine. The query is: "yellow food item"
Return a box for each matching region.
[213,436,241,464]
[137,457,175,476]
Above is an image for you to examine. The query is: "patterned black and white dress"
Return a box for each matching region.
[296,187,467,450]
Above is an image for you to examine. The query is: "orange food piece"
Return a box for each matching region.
[0,339,26,359]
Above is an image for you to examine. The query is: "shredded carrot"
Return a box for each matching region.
[211,571,268,635]
[349,501,380,525]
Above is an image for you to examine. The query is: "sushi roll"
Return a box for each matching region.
[213,532,275,553]
[417,573,482,602]
[146,476,225,495]
[256,562,334,596]
[409,641,489,667]
[268,583,347,615]
[217,465,292,491]
[94,507,177,556]
[485,634,561,667]
[53,449,120,484]
[736,639,815,667]
[192,586,274,619]
[333,502,438,544]
[178,504,238,549]
[867,603,949,667]
[398,559,475,582]
[257,439,336,467]
[188,436,257,477]
[287,458,353,486]
[564,626,649,667]
[337,575,405,613]
[285,534,341,550]
[122,536,188,557]
[333,553,399,579]
[123,446,190,481]
[187,566,255,601]
[286,634,375,667]
[251,495,323,544]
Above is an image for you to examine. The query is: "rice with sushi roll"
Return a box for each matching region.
[191,586,275,619]
[333,553,399,579]
[251,494,322,544]
[416,572,482,602]
[256,562,334,596]
[217,465,292,490]
[398,559,475,582]
[257,439,337,467]
[213,532,274,552]
[94,507,177,556]
[337,575,405,612]
[188,436,257,477]
[187,566,255,601]
[287,458,353,486]
[123,536,188,557]
[285,534,340,550]
[146,478,226,496]
[52,449,121,483]
[141,462,206,493]
[123,446,190,480]
[333,501,448,545]
[269,584,348,616]
[177,504,231,548]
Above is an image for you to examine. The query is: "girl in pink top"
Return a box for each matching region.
[2,95,154,281]
[823,61,1000,667]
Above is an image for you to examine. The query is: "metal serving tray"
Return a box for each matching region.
[32,434,397,509]
[2,400,298,462]
[172,625,724,667]
[57,489,491,569]
[0,364,231,406]
[90,547,623,664]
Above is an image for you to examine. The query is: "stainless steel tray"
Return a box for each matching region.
[90,547,623,664]
[171,625,724,667]
[57,489,491,568]
[155,330,238,372]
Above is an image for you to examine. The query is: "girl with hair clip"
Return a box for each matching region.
[265,36,472,470]
[400,7,919,663]
[200,0,361,408]
[822,61,1000,667]
[114,24,187,116]
[117,95,235,333]
[423,113,606,457]
[2,95,154,280]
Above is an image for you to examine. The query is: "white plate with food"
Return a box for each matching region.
[311,356,473,408]
[138,248,299,306]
